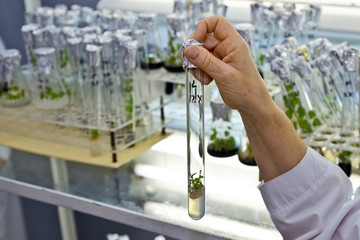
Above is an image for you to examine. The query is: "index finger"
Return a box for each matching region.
[190,15,238,43]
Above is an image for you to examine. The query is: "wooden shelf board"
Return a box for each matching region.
[0,131,172,168]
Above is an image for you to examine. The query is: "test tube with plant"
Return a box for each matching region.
[0,49,32,107]
[291,54,336,127]
[121,39,138,144]
[314,54,343,126]
[67,37,88,113]
[340,48,359,137]
[181,39,205,220]
[270,56,316,134]
[21,23,39,69]
[99,35,123,120]
[85,44,105,156]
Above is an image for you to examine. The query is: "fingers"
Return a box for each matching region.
[192,15,238,43]
[184,45,233,84]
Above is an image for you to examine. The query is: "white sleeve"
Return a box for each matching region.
[259,147,360,240]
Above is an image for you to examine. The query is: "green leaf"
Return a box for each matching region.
[259,54,265,66]
[297,106,306,119]
[285,85,293,92]
[292,121,298,129]
[286,109,293,119]
[308,110,316,119]
[313,118,322,126]
[299,119,312,133]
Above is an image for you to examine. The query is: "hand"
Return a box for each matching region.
[183,15,271,115]
[184,16,307,182]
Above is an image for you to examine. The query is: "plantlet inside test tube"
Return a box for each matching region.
[188,170,205,220]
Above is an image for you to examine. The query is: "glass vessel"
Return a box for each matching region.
[0,49,31,107]
[270,56,315,135]
[85,44,105,156]
[21,23,40,68]
[121,39,138,144]
[314,54,343,126]
[67,37,87,112]
[207,89,238,157]
[136,13,164,69]
[291,54,336,127]
[133,29,152,101]
[33,47,69,110]
[238,133,256,166]
[99,35,123,120]
[181,39,205,220]
[340,48,359,137]
[164,13,187,73]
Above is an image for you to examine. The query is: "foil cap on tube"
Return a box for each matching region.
[343,48,359,72]
[67,37,83,57]
[315,55,333,77]
[86,44,101,67]
[180,39,204,69]
[292,55,312,78]
[271,57,291,80]
[34,47,56,74]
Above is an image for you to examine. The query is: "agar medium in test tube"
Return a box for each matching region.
[181,39,205,220]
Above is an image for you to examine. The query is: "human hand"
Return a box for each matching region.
[183,15,271,114]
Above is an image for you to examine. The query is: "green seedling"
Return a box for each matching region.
[190,170,204,190]
[1,85,26,100]
[90,129,99,140]
[209,127,236,151]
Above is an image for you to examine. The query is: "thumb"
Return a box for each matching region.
[184,45,231,83]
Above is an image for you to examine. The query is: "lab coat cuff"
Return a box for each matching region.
[258,147,330,214]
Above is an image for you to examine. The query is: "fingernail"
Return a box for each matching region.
[186,47,199,60]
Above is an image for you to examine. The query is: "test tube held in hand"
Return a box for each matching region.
[181,39,205,220]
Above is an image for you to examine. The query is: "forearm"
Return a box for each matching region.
[239,99,307,182]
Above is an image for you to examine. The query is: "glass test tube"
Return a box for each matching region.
[181,39,205,220]
[186,68,205,220]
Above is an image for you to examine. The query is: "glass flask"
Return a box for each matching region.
[181,39,205,220]
[238,133,256,166]
[207,89,238,157]
[164,13,187,73]
[136,13,164,69]
[33,47,69,110]
[234,23,265,79]
[0,49,31,107]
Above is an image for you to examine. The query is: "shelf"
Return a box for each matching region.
[0,128,172,168]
